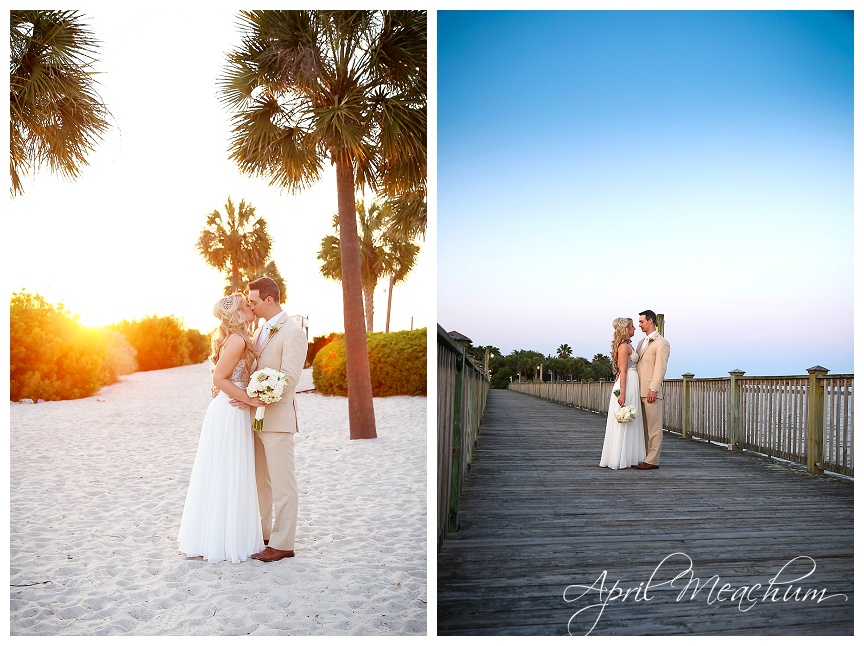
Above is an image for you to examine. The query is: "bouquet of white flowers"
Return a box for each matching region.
[614,405,637,424]
[246,368,288,431]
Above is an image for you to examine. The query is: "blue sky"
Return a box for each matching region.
[437,10,854,378]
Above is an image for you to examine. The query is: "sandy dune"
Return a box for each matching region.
[10,363,427,635]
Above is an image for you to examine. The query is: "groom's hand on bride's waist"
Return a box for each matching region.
[229,397,265,409]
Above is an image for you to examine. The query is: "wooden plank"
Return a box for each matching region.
[438,390,854,636]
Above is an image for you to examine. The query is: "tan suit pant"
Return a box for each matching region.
[254,431,298,551]
[641,398,664,465]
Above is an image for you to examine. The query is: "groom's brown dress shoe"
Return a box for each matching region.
[251,546,294,562]
[634,462,659,469]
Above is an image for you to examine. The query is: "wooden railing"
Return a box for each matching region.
[510,366,853,477]
[437,325,490,550]
[510,379,617,415]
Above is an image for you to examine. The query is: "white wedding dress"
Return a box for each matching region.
[177,355,264,563]
[599,345,647,469]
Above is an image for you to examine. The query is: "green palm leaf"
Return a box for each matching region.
[10,10,110,196]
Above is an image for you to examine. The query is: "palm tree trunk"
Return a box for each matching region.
[363,287,374,332]
[336,160,377,439]
[385,273,395,333]
[231,263,240,294]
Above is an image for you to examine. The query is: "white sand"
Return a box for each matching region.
[10,363,427,636]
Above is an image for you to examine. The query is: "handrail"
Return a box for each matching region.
[511,368,853,477]
[437,325,490,549]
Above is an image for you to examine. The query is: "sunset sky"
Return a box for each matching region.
[438,9,855,378]
[7,7,431,338]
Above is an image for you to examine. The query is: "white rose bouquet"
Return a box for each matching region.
[614,405,637,424]
[246,368,288,431]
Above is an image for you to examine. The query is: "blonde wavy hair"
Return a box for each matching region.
[610,317,633,375]
[210,293,255,374]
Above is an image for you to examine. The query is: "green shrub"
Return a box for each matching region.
[9,291,131,401]
[313,327,426,397]
[490,366,515,389]
[112,315,192,372]
[306,332,339,368]
[186,327,211,364]
[312,336,347,395]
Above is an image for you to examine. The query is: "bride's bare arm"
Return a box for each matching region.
[617,344,629,406]
[213,336,261,405]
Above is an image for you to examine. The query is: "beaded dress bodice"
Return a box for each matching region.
[229,360,250,387]
[222,334,251,387]
[626,346,639,370]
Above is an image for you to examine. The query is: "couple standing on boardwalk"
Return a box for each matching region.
[599,310,671,470]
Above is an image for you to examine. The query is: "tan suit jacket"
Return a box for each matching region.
[636,333,670,399]
[252,312,307,433]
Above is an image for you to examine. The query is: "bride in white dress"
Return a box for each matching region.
[177,293,265,563]
[599,317,647,469]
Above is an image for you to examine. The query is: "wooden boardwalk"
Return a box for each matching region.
[437,390,854,636]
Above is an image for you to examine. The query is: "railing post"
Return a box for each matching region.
[448,348,465,532]
[728,369,745,451]
[806,365,829,475]
[682,372,694,439]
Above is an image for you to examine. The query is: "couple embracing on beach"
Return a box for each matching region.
[177,276,308,564]
[599,310,671,470]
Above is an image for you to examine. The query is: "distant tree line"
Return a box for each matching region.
[465,343,614,389]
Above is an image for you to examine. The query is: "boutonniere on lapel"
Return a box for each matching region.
[268,324,282,338]
[648,335,656,345]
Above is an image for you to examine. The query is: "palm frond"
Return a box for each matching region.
[366,10,426,93]
[10,10,110,195]
[317,234,343,281]
[381,187,426,241]
[220,9,426,197]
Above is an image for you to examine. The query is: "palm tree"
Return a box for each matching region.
[556,343,573,359]
[318,202,384,333]
[196,197,272,294]
[220,11,426,440]
[10,10,110,196]
[318,200,419,332]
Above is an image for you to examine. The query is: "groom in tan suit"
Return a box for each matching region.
[239,276,308,561]
[634,309,670,469]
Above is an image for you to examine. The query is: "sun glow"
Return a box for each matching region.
[8,8,431,341]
